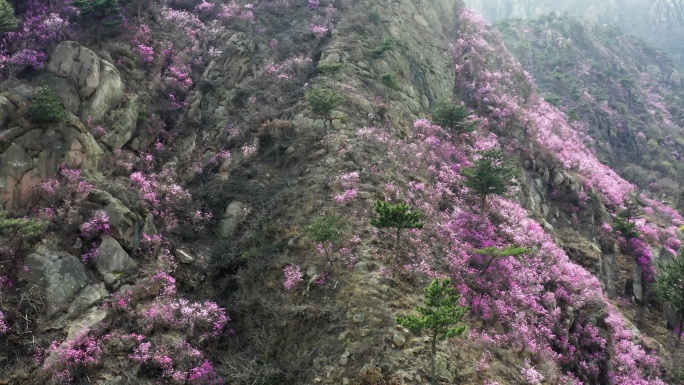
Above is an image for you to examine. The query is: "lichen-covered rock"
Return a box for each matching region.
[218,201,244,238]
[18,249,89,316]
[86,190,141,249]
[102,95,140,151]
[46,41,124,122]
[0,96,17,130]
[47,41,101,99]
[66,283,108,318]
[95,235,137,276]
[85,60,124,122]
[0,114,103,209]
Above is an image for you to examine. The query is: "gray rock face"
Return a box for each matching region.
[19,250,89,316]
[67,283,108,318]
[47,41,101,99]
[0,114,103,209]
[46,41,124,122]
[85,60,124,122]
[95,235,137,276]
[87,190,141,250]
[218,201,244,238]
[0,96,17,130]
[102,95,140,151]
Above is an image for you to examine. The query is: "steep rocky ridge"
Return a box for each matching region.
[0,0,682,384]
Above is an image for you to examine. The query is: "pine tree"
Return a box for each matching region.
[370,200,424,259]
[613,200,640,241]
[0,211,47,248]
[462,149,517,203]
[305,214,343,267]
[397,278,468,385]
[305,87,342,135]
[0,0,18,32]
[654,252,684,341]
[27,86,67,123]
[473,245,529,272]
[73,0,123,44]
[432,99,476,134]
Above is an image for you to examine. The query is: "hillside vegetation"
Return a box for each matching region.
[0,0,682,384]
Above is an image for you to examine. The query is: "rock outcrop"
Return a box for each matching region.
[18,249,90,317]
[45,41,124,122]
[0,114,102,209]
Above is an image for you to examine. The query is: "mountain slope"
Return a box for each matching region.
[465,0,684,68]
[0,0,682,384]
[495,13,684,206]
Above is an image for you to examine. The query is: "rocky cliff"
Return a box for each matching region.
[0,0,682,384]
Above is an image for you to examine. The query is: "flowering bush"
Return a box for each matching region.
[138,298,230,338]
[131,339,224,384]
[0,310,7,334]
[283,265,303,290]
[79,211,110,239]
[42,331,103,384]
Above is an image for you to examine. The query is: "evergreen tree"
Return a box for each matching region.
[73,0,123,25]
[397,278,468,385]
[432,99,476,134]
[461,149,517,203]
[305,87,342,134]
[370,200,424,259]
[473,245,529,272]
[73,0,123,44]
[654,252,684,340]
[27,86,67,123]
[305,214,343,266]
[0,0,17,32]
[613,201,640,241]
[0,211,47,248]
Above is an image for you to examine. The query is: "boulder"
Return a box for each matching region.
[65,307,109,341]
[0,96,17,130]
[18,250,89,316]
[175,249,195,264]
[95,235,137,276]
[47,41,101,99]
[87,190,140,249]
[84,60,124,121]
[0,113,103,209]
[67,283,108,318]
[46,41,123,122]
[102,95,140,151]
[218,201,244,238]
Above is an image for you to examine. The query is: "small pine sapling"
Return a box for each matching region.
[372,37,395,56]
[27,86,67,123]
[432,99,476,134]
[317,61,345,74]
[380,72,398,90]
[305,214,343,269]
[371,200,424,259]
[654,251,684,341]
[473,245,529,272]
[305,87,342,135]
[0,211,48,249]
[0,0,18,32]
[397,278,468,385]
[461,149,517,204]
[613,200,640,243]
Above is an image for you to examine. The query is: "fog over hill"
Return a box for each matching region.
[464,0,684,67]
